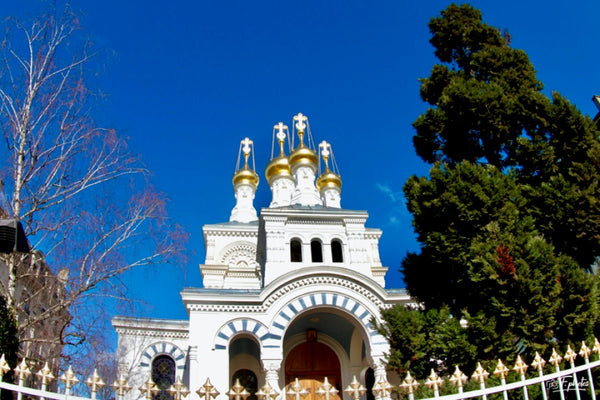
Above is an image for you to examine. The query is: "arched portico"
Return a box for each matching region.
[260,289,390,394]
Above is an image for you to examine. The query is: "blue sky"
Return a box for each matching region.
[4,0,600,322]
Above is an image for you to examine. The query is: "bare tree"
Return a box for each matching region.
[0,5,186,368]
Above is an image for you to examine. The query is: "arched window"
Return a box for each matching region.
[290,239,302,262]
[232,369,258,400]
[311,240,323,262]
[152,355,176,400]
[331,240,343,263]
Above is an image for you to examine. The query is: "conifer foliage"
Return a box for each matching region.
[379,4,600,375]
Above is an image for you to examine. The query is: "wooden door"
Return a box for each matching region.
[285,340,341,400]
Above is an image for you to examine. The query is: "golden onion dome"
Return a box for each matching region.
[265,154,292,184]
[232,165,259,188]
[289,142,318,173]
[289,113,318,173]
[316,170,342,192]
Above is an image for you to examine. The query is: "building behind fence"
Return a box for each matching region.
[0,338,599,400]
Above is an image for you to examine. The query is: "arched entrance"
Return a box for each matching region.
[284,330,341,400]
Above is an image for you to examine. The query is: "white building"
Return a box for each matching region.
[113,113,414,400]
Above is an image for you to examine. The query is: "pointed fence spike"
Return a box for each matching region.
[592,338,600,356]
[549,348,563,368]
[111,374,132,397]
[471,363,490,383]
[60,366,79,392]
[85,369,105,393]
[579,341,591,360]
[531,352,546,372]
[15,359,31,381]
[255,382,278,400]
[399,371,419,394]
[139,377,159,400]
[494,360,510,380]
[513,355,528,376]
[197,378,220,400]
[167,376,190,400]
[37,362,55,386]
[344,376,367,400]
[564,345,577,364]
[425,369,443,393]
[286,377,309,400]
[450,365,468,388]
[227,378,250,400]
[0,355,10,378]
[316,377,339,400]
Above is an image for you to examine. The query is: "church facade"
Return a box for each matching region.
[113,113,414,400]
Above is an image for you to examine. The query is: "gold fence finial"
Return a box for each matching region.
[287,378,309,400]
[450,366,468,388]
[513,355,528,376]
[344,376,367,400]
[564,345,577,364]
[580,341,592,360]
[61,366,79,394]
[494,360,509,380]
[37,362,55,387]
[15,359,31,382]
[471,362,489,383]
[197,378,220,400]
[400,371,419,394]
[227,378,250,400]
[549,348,563,367]
[256,382,278,400]
[593,338,600,356]
[139,377,159,400]
[425,369,443,393]
[531,352,546,372]
[372,376,392,400]
[0,354,10,378]
[86,369,105,395]
[315,377,339,400]
[111,374,132,397]
[168,376,190,400]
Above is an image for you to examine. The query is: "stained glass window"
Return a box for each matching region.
[152,355,176,400]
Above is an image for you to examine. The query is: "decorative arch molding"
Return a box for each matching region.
[218,241,258,267]
[214,319,270,350]
[139,342,186,371]
[262,292,388,351]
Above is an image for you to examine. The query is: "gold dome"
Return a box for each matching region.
[232,165,259,188]
[265,154,292,184]
[289,113,318,173]
[316,170,342,192]
[289,142,318,173]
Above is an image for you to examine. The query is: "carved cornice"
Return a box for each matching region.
[204,230,258,238]
[114,328,189,340]
[186,273,390,312]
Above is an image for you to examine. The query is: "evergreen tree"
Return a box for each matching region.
[380,3,600,374]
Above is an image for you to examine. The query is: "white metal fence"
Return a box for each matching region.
[0,339,598,400]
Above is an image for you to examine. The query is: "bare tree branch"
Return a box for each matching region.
[0,5,187,369]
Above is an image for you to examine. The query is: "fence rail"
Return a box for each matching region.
[0,339,599,400]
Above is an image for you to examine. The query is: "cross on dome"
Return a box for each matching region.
[319,140,330,158]
[241,137,252,156]
[293,112,307,132]
[274,122,288,142]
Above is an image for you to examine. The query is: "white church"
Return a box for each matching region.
[113,113,414,400]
